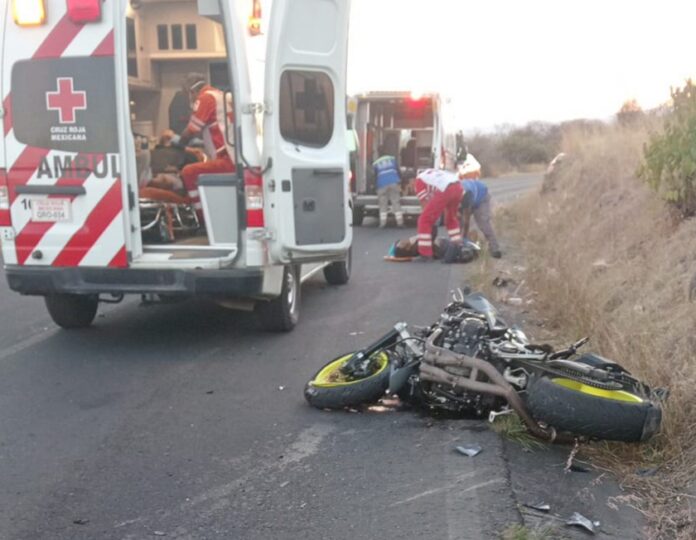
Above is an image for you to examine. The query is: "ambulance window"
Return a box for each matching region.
[126,18,138,78]
[171,25,183,50]
[279,71,334,148]
[157,25,169,50]
[185,24,197,49]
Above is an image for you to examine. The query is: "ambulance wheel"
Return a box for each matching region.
[352,206,365,226]
[323,249,351,285]
[255,265,300,332]
[44,294,99,329]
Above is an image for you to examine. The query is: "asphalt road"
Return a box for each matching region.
[0,173,595,540]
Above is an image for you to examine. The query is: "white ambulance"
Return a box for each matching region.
[0,0,352,331]
[350,91,464,225]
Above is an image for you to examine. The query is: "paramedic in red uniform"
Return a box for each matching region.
[175,73,236,220]
[415,169,463,260]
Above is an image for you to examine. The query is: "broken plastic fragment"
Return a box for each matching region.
[492,277,509,287]
[524,502,550,512]
[566,512,599,534]
[455,444,482,457]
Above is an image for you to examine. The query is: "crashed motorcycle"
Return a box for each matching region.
[304,292,664,443]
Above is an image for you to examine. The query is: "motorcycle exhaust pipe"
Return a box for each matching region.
[422,332,574,443]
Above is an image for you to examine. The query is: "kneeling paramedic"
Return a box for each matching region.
[173,73,236,221]
[459,178,501,258]
[415,169,463,260]
[373,146,404,227]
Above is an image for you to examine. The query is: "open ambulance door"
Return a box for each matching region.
[1,0,137,269]
[262,0,352,262]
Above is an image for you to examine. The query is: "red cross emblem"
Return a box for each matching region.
[46,77,87,124]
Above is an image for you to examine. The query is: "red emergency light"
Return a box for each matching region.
[406,97,426,108]
[66,0,102,23]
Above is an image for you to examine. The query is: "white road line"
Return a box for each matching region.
[0,328,56,362]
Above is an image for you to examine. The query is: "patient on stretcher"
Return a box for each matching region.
[137,130,205,243]
[145,129,201,192]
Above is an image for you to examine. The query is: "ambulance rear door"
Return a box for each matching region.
[0,2,7,255]
[262,0,352,260]
[1,0,134,269]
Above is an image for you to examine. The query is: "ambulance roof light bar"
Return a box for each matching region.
[66,0,102,23]
[13,0,47,26]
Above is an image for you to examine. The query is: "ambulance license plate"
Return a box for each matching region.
[31,198,72,223]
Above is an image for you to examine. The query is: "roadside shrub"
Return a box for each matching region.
[639,80,696,216]
[467,122,561,177]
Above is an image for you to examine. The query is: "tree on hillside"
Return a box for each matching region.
[639,80,696,216]
[617,99,644,126]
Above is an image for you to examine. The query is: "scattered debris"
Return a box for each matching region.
[153,532,167,537]
[279,481,290,488]
[591,259,611,270]
[488,408,513,423]
[565,512,600,534]
[349,331,365,336]
[278,386,285,391]
[492,276,510,288]
[72,519,89,525]
[523,502,551,513]
[205,390,214,395]
[455,444,482,457]
[636,467,659,477]
[504,297,524,306]
[564,439,581,474]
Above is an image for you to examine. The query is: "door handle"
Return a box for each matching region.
[312,168,343,176]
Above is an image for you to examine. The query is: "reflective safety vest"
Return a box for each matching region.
[372,155,400,189]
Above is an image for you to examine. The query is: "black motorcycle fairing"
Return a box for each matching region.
[462,293,507,332]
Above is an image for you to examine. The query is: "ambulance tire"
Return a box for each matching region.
[323,249,351,286]
[44,294,99,329]
[255,265,300,332]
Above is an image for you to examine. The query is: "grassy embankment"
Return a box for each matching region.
[480,121,696,538]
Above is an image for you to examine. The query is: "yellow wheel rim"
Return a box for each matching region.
[312,352,390,388]
[551,378,644,403]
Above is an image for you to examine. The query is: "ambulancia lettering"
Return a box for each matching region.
[37,154,120,179]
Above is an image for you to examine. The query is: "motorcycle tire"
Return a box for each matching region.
[525,375,661,442]
[304,352,391,410]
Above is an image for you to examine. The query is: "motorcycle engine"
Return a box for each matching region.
[408,315,500,416]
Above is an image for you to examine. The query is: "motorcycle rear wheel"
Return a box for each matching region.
[304,352,391,409]
[525,376,661,442]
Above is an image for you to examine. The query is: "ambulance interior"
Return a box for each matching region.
[125,0,234,249]
[361,98,435,194]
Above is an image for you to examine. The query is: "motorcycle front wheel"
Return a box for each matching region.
[304,352,391,410]
[525,375,661,442]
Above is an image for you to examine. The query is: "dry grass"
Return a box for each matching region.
[498,120,696,538]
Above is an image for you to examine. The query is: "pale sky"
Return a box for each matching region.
[347,0,696,132]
